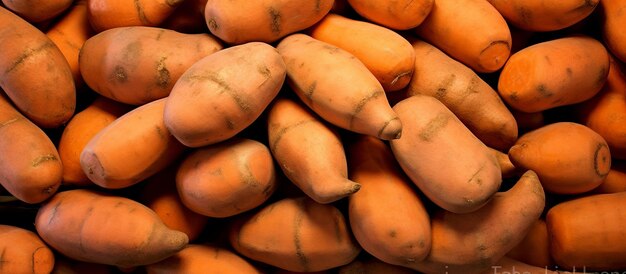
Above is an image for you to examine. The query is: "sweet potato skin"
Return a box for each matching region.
[2,0,73,23]
[0,224,55,274]
[145,244,263,274]
[601,0,626,63]
[346,0,434,30]
[86,0,184,32]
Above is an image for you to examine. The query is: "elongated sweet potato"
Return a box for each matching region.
[164,42,286,147]
[2,0,73,23]
[390,94,501,214]
[601,0,626,63]
[486,0,599,32]
[79,26,223,105]
[310,13,415,92]
[405,38,517,151]
[346,0,433,30]
[86,0,184,32]
[415,0,512,73]
[277,33,402,140]
[267,96,360,204]
[347,135,431,267]
[509,122,611,194]
[412,171,545,273]
[58,96,131,186]
[0,6,76,128]
[498,35,609,113]
[176,138,277,217]
[80,97,186,189]
[0,93,62,204]
[35,189,189,268]
[145,244,263,274]
[547,192,626,270]
[0,224,55,274]
[229,196,361,272]
[506,219,553,268]
[204,0,334,44]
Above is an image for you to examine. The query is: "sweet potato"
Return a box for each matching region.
[229,196,361,272]
[1,0,73,23]
[79,26,223,105]
[309,14,415,92]
[547,192,626,270]
[347,135,431,267]
[577,57,626,159]
[0,6,76,128]
[509,122,611,194]
[159,0,208,33]
[46,0,94,87]
[86,0,184,32]
[176,138,277,218]
[405,38,518,151]
[139,167,209,241]
[345,0,433,30]
[498,36,609,113]
[52,255,118,274]
[267,96,360,204]
[390,94,501,214]
[204,0,334,45]
[601,0,626,63]
[0,93,62,204]
[412,171,545,273]
[0,224,55,274]
[338,256,417,274]
[57,96,131,186]
[164,42,285,147]
[144,244,262,274]
[414,0,512,73]
[277,34,402,140]
[506,219,553,268]
[592,160,626,194]
[80,97,186,189]
[35,189,189,268]
[486,0,599,32]
[490,147,519,179]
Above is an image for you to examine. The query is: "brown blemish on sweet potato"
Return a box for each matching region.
[350,90,384,129]
[419,112,450,142]
[4,42,55,75]
[31,154,58,167]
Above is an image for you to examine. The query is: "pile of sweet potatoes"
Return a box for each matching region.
[1,0,626,273]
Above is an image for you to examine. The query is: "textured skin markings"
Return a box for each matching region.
[0,117,21,130]
[294,200,310,272]
[269,7,281,35]
[594,143,611,177]
[419,112,450,142]
[349,90,384,129]
[155,56,170,88]
[31,154,57,167]
[270,120,315,153]
[134,0,151,25]
[4,41,55,75]
[435,74,456,99]
[184,72,251,113]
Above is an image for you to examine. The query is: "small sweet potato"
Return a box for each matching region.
[0,224,55,274]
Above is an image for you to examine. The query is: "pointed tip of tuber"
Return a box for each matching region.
[378,117,403,140]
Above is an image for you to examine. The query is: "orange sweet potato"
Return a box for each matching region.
[277,33,402,140]
[0,93,62,204]
[592,160,626,194]
[0,224,55,274]
[338,255,417,274]
[346,0,434,30]
[415,0,512,73]
[229,196,361,272]
[176,138,277,218]
[52,255,118,274]
[509,122,611,194]
[79,26,223,105]
[498,35,609,113]
[309,13,416,92]
[0,6,76,128]
[164,42,286,147]
[347,135,431,267]
[601,0,626,63]
[145,244,262,274]
[204,0,334,44]
[80,97,186,189]
[390,94,501,213]
[490,147,519,179]
[2,0,73,23]
[506,219,553,268]
[35,189,189,268]
[86,0,184,32]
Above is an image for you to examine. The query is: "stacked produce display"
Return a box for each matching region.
[1,0,626,273]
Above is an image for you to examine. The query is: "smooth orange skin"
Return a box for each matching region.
[80,98,186,189]
[547,192,626,270]
[35,189,189,268]
[0,225,55,274]
[87,0,184,32]
[204,0,334,45]
[412,171,545,273]
[145,244,263,274]
[506,219,554,268]
[498,36,609,113]
[79,26,223,105]
[592,160,626,194]
[346,0,433,30]
[487,0,599,32]
[229,197,361,272]
[52,255,118,274]
[0,94,62,204]
[277,34,402,140]
[176,138,277,218]
[46,0,94,87]
[267,97,360,204]
[415,0,511,73]
[406,38,518,151]
[310,13,415,92]
[347,135,431,267]
[602,0,626,63]
[509,122,611,194]
[2,0,73,23]
[0,6,76,128]
[390,95,502,214]
[159,0,208,33]
[58,96,131,186]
